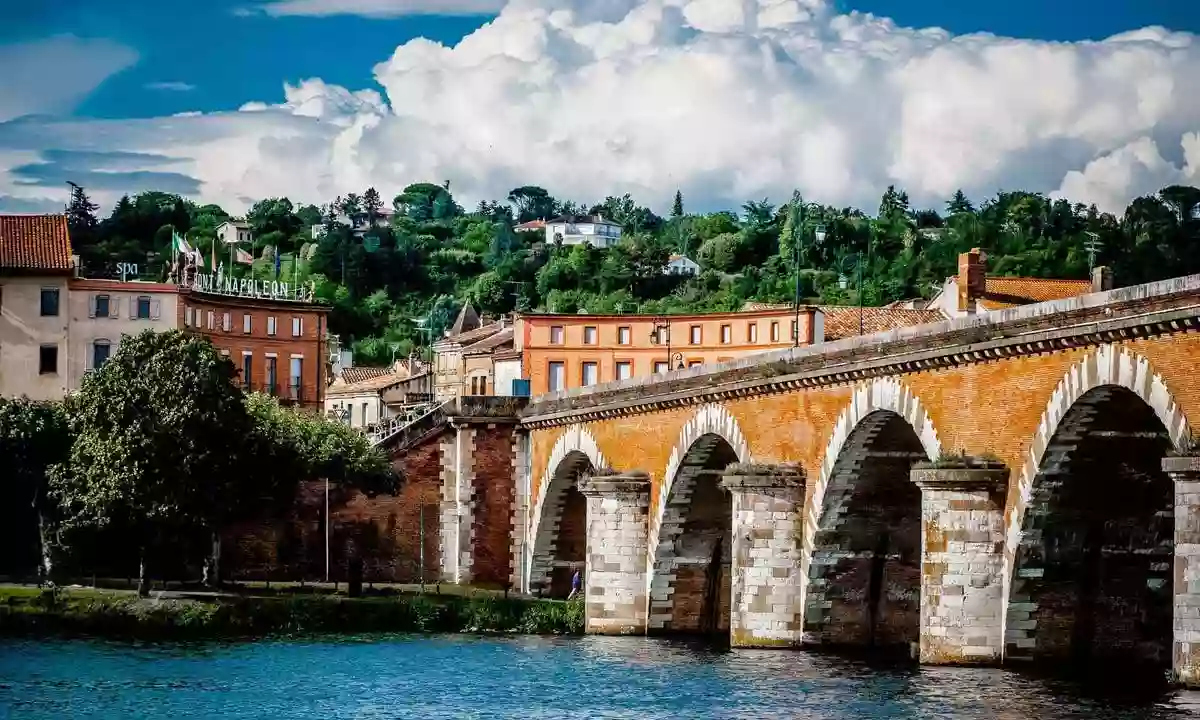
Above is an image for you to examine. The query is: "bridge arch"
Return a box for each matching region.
[527,425,609,596]
[1003,344,1193,668]
[646,403,751,634]
[803,377,942,650]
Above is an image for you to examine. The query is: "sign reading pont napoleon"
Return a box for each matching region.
[191,272,317,303]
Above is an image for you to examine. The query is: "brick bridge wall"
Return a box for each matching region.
[225,419,520,587]
[524,275,1200,659]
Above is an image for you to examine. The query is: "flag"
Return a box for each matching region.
[235,248,254,265]
[172,231,193,257]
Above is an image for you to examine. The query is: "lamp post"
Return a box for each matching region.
[325,406,351,584]
[649,315,672,373]
[836,251,865,337]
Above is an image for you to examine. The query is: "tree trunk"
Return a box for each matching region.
[204,531,222,589]
[138,547,150,598]
[36,511,53,586]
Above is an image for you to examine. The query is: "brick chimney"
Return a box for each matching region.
[1091,265,1113,292]
[957,248,987,312]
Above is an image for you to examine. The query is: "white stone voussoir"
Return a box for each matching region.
[645,403,751,629]
[1001,344,1193,652]
[526,425,609,594]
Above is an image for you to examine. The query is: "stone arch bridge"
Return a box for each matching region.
[384,274,1200,682]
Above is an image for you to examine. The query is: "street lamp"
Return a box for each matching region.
[324,406,351,585]
[792,218,827,347]
[649,315,672,373]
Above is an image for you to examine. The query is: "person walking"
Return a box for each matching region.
[567,568,582,600]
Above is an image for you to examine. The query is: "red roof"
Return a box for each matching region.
[818,306,945,340]
[977,277,1094,310]
[0,214,73,272]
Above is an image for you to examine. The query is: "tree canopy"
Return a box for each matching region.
[65,182,1200,365]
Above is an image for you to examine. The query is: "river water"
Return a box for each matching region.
[2,635,1200,719]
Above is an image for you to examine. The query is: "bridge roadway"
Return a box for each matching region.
[505,273,1200,681]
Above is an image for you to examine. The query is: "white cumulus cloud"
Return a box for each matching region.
[1,0,1198,217]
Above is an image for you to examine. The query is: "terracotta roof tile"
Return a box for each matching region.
[977,276,1093,310]
[339,366,395,385]
[817,305,946,340]
[463,327,514,355]
[0,214,73,272]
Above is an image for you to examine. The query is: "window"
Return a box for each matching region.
[617,326,631,345]
[184,306,191,327]
[207,311,215,330]
[361,402,369,426]
[222,312,231,332]
[548,361,565,392]
[689,360,703,369]
[92,341,111,369]
[689,325,701,345]
[770,322,780,342]
[136,296,151,319]
[94,295,110,318]
[653,361,669,374]
[583,326,597,345]
[267,316,277,337]
[241,354,253,389]
[40,288,59,317]
[292,317,303,337]
[581,362,598,386]
[748,324,758,343]
[791,320,799,342]
[615,361,633,380]
[266,356,278,395]
[38,345,57,374]
[549,326,564,345]
[470,376,488,395]
[243,314,252,334]
[720,324,731,344]
[289,357,302,400]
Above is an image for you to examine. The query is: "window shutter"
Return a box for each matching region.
[88,295,96,319]
[109,298,120,318]
[84,344,93,370]
[151,300,161,320]
[129,297,137,319]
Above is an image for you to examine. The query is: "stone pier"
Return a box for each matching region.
[1166,455,1200,688]
[721,463,806,647]
[911,461,1009,665]
[579,471,652,635]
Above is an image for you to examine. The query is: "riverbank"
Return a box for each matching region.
[0,586,583,640]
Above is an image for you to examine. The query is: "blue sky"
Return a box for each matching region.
[0,0,1197,217]
[5,0,1195,119]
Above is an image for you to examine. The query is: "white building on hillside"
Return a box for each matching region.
[216,221,253,246]
[544,215,622,248]
[665,254,700,276]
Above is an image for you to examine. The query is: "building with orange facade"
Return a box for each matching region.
[515,306,824,397]
[180,274,331,412]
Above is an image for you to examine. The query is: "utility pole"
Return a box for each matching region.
[1084,232,1103,274]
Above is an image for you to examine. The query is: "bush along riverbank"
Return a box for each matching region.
[0,587,584,640]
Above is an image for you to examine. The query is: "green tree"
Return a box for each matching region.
[671,190,684,218]
[0,398,71,582]
[51,330,253,595]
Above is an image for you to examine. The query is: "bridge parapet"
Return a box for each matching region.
[522,273,1200,427]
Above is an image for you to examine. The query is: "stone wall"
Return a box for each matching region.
[469,425,518,587]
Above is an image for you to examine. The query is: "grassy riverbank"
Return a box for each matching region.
[0,586,583,640]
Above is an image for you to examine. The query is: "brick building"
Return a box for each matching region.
[515,306,825,397]
[181,285,331,411]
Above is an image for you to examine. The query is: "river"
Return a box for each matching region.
[2,636,1199,718]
